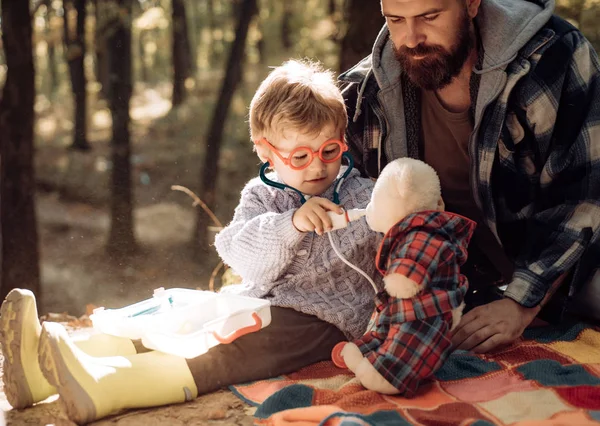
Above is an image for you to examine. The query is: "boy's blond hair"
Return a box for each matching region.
[249,60,348,144]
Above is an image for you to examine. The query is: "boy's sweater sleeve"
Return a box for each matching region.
[214,181,305,283]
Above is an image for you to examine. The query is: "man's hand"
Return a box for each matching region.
[451,298,540,353]
[292,197,342,235]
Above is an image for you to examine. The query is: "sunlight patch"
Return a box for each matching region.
[131,93,171,121]
[93,109,112,129]
[38,117,57,136]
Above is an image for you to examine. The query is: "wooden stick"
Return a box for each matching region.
[170,185,223,229]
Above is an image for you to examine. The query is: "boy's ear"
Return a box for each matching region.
[254,144,272,166]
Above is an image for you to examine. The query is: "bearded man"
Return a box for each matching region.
[342,0,600,353]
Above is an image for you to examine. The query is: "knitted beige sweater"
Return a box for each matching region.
[214,168,382,339]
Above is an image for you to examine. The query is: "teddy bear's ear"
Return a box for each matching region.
[393,165,415,197]
[394,158,441,210]
[368,158,442,232]
[377,160,409,197]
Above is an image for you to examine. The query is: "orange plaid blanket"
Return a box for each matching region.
[231,322,600,425]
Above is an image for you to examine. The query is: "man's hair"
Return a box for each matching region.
[249,59,348,143]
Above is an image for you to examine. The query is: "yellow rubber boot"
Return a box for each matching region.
[72,332,138,357]
[39,321,198,424]
[0,289,137,409]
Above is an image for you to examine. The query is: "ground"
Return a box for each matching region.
[1,84,259,424]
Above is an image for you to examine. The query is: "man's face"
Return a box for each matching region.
[382,0,477,90]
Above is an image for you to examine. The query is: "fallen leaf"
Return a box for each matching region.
[206,409,227,420]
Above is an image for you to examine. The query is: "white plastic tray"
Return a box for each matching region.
[90,288,271,358]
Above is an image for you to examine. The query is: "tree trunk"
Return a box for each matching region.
[206,0,219,63]
[48,43,58,95]
[138,30,149,83]
[94,0,109,99]
[338,0,383,72]
[171,0,192,107]
[186,0,198,75]
[45,4,59,96]
[256,19,265,64]
[0,0,41,302]
[193,0,203,63]
[207,0,215,27]
[328,0,341,41]
[281,1,293,50]
[329,0,336,17]
[193,0,257,256]
[64,0,90,150]
[106,0,137,257]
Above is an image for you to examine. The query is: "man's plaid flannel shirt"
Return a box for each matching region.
[353,211,476,396]
[341,16,600,310]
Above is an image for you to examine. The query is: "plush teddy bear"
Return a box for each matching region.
[331,157,477,396]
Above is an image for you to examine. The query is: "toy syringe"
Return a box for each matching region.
[326,208,367,231]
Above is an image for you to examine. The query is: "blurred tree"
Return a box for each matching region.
[44,1,60,96]
[171,0,192,106]
[256,18,266,64]
[186,0,199,74]
[281,1,292,50]
[556,0,600,51]
[138,29,149,82]
[329,0,336,16]
[64,0,90,150]
[338,0,383,72]
[194,0,257,256]
[207,0,215,30]
[106,0,138,257]
[206,0,217,63]
[328,0,339,41]
[329,0,344,42]
[556,0,586,24]
[0,0,41,301]
[94,0,110,98]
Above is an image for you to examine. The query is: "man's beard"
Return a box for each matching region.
[393,11,474,91]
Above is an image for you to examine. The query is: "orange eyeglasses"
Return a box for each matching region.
[255,137,348,171]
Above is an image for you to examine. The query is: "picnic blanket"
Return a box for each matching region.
[231,321,600,425]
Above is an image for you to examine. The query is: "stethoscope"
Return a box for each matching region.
[259,151,378,292]
[258,152,355,205]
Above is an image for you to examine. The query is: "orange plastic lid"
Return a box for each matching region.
[331,341,348,369]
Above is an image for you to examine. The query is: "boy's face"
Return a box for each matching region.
[263,124,343,196]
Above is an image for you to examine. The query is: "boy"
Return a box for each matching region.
[0,60,381,423]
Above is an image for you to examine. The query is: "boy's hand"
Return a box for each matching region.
[292,197,343,235]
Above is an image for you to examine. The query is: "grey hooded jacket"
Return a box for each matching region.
[341,0,600,310]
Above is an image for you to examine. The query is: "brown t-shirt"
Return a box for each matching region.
[420,89,513,284]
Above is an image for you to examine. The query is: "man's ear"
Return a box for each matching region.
[466,0,481,19]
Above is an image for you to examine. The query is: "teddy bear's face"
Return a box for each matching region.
[366,177,409,233]
[365,158,443,234]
